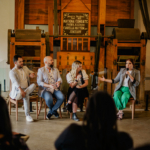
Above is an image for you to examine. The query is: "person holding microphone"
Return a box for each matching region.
[98,59,140,120]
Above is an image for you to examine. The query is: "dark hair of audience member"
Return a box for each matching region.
[83,91,118,150]
[134,144,150,150]
[13,55,22,63]
[0,96,12,143]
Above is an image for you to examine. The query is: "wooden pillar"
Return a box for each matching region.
[139,39,146,102]
[97,0,106,34]
[112,39,118,96]
[18,0,25,29]
[40,38,46,67]
[98,47,105,91]
[10,37,16,69]
[15,0,18,29]
[130,0,134,19]
[48,6,54,53]
[98,0,106,91]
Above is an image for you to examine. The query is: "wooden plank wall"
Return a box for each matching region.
[15,0,134,28]
[24,0,61,25]
[92,0,134,26]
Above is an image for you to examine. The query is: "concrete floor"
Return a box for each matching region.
[10,108,150,150]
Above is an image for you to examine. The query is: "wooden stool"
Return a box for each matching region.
[128,97,136,120]
[38,97,62,120]
[9,96,38,121]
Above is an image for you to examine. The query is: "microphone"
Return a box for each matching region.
[126,68,129,78]
[79,70,82,75]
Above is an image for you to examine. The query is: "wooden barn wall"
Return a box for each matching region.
[91,0,134,26]
[15,0,134,28]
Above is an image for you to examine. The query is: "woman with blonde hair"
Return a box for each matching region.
[66,60,89,121]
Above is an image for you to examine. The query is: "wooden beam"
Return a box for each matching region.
[139,39,146,102]
[130,0,134,19]
[117,43,142,48]
[18,0,25,29]
[10,38,16,69]
[15,0,18,29]
[48,6,54,52]
[97,0,106,33]
[112,39,118,96]
[15,42,41,46]
[40,38,46,67]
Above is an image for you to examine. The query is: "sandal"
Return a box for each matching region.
[117,112,123,120]
[117,111,124,117]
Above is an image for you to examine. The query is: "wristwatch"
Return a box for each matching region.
[75,79,78,82]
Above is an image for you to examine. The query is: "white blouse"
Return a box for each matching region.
[66,70,89,86]
[122,70,132,87]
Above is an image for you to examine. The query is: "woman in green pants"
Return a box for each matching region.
[98,59,140,120]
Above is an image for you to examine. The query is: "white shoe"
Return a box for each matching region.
[26,115,34,122]
[15,92,22,100]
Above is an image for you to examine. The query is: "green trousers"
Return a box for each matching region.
[113,86,131,110]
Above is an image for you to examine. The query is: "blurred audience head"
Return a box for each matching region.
[83,91,118,149]
[0,96,12,141]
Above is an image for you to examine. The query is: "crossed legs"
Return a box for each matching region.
[42,90,64,116]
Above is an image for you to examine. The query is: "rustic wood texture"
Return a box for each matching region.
[15,29,41,41]
[7,29,12,64]
[92,0,134,26]
[98,47,105,91]
[57,52,95,72]
[18,0,25,29]
[24,0,60,25]
[16,0,134,27]
[114,28,140,41]
[10,38,16,69]
[97,0,106,33]
[139,39,146,104]
[112,39,118,95]
[48,6,54,51]
[10,37,46,69]
[40,38,46,67]
[15,0,18,29]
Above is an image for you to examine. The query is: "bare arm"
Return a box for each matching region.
[69,81,78,88]
[98,76,112,83]
[76,80,88,88]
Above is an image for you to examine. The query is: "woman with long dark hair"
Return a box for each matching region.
[0,96,29,150]
[66,60,89,121]
[99,59,140,120]
[55,91,133,150]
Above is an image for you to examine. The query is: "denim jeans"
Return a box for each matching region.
[42,90,64,115]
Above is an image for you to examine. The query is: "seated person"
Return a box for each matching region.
[55,91,133,150]
[37,56,64,119]
[99,59,140,120]
[0,96,29,150]
[66,60,89,121]
[9,55,36,122]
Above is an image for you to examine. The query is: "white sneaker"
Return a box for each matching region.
[26,115,34,122]
[15,92,22,100]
